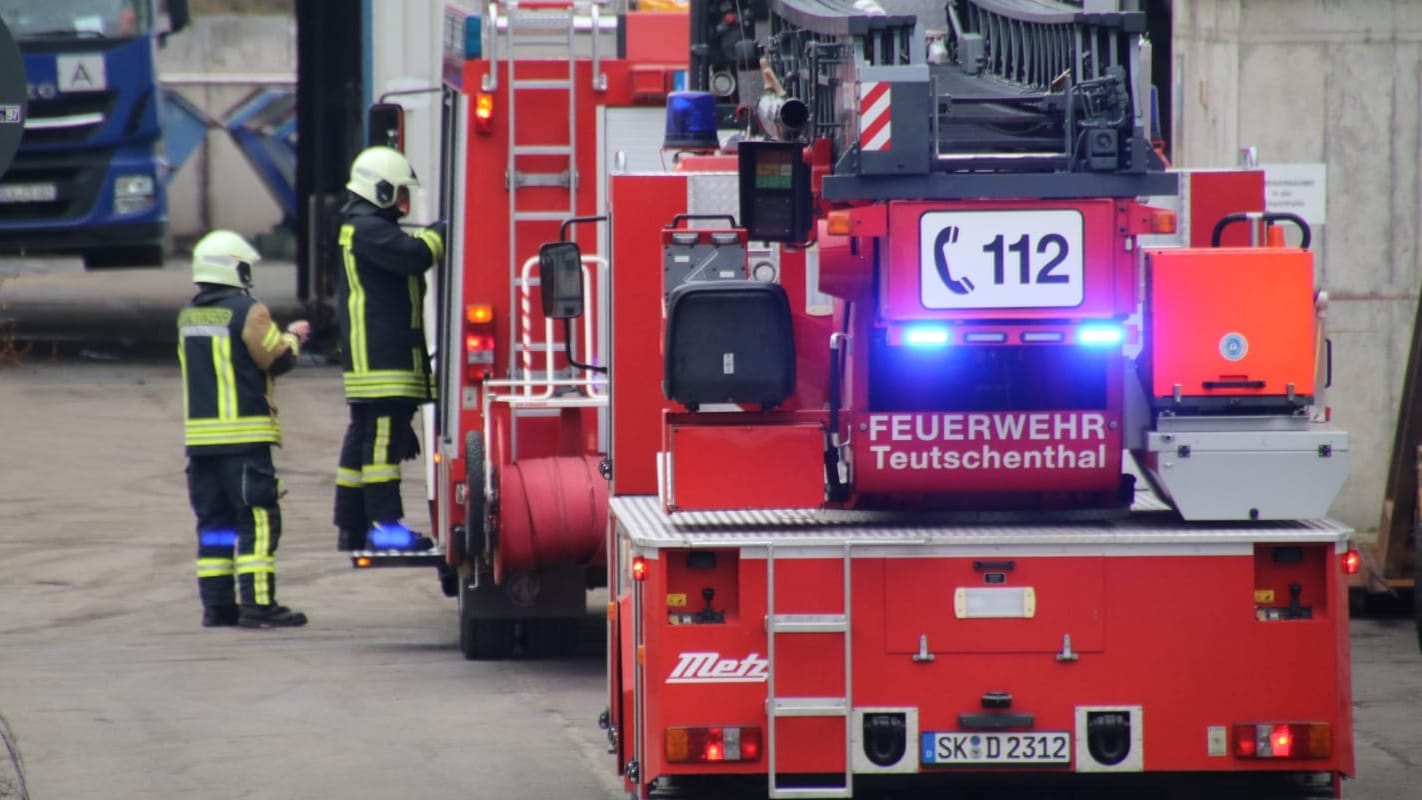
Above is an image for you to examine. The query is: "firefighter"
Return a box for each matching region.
[180,230,310,629]
[333,145,445,551]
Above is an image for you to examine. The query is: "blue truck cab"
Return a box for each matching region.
[0,0,188,268]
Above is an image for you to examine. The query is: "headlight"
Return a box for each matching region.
[114,174,155,197]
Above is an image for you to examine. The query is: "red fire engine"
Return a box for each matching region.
[370,0,1356,796]
[349,0,692,659]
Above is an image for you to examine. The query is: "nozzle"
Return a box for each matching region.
[756,94,809,141]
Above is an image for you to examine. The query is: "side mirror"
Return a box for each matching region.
[162,0,191,35]
[367,103,405,151]
[539,241,584,319]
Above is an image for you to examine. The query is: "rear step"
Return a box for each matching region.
[350,547,446,568]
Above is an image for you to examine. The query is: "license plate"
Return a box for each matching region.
[921,731,1071,766]
[919,209,1085,309]
[0,183,58,203]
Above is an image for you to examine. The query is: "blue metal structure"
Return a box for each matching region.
[222,88,298,226]
[0,0,188,268]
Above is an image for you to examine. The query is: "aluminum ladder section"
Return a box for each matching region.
[492,0,582,371]
[765,541,853,798]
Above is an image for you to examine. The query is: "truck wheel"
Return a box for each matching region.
[524,618,582,659]
[458,576,515,660]
[82,245,165,269]
[465,431,486,559]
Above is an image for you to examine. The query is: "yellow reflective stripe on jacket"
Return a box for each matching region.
[339,224,369,374]
[336,467,363,488]
[184,416,281,447]
[416,228,444,262]
[341,370,432,399]
[213,335,238,420]
[408,276,420,328]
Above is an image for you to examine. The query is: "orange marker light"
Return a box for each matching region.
[474,92,495,134]
[1150,208,1178,234]
[355,556,372,568]
[466,304,494,324]
[826,210,852,236]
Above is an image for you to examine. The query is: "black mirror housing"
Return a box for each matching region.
[539,241,584,319]
[367,103,405,150]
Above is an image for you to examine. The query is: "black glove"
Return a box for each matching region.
[401,419,422,462]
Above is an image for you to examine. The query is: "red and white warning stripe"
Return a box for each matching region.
[858,81,892,152]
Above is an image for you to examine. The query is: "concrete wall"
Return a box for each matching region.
[157,15,296,242]
[1173,0,1422,530]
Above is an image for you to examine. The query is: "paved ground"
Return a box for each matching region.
[0,356,622,800]
[0,260,1418,800]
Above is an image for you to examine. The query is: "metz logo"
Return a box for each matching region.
[666,651,769,684]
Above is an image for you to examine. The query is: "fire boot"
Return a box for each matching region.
[337,528,367,551]
[368,521,434,551]
[238,604,309,629]
[202,605,240,628]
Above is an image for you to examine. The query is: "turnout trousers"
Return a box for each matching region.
[188,446,284,609]
[334,400,419,533]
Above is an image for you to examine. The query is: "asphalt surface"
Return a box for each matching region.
[0,259,1418,800]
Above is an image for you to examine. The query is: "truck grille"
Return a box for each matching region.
[22,91,118,145]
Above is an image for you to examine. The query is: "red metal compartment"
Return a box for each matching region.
[1145,248,1317,401]
[665,420,825,511]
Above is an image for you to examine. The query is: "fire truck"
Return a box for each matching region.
[372,0,1356,796]
[350,0,692,659]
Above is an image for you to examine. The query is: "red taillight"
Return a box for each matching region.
[631,556,647,582]
[464,304,495,381]
[1342,549,1360,575]
[1232,723,1331,760]
[665,726,762,763]
[1270,726,1293,758]
[474,92,495,135]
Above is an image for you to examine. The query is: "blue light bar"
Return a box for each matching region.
[1077,325,1124,346]
[904,326,951,347]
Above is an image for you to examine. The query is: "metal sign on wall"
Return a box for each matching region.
[1262,163,1327,225]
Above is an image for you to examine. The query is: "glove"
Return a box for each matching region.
[417,221,447,264]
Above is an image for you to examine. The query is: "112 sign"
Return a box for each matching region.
[918,209,1085,309]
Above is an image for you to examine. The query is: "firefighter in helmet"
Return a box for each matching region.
[333,145,445,551]
[180,230,310,628]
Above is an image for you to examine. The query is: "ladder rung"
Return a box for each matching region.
[769,613,848,634]
[770,697,848,717]
[513,145,573,156]
[512,211,575,222]
[510,76,573,88]
[768,786,852,799]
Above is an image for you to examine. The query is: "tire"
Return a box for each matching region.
[458,576,515,660]
[82,245,166,269]
[523,617,583,659]
[465,431,486,560]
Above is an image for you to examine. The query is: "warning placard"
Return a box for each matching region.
[1262,163,1326,225]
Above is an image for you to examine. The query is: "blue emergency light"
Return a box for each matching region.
[904,325,952,347]
[1077,324,1124,346]
[664,91,719,151]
